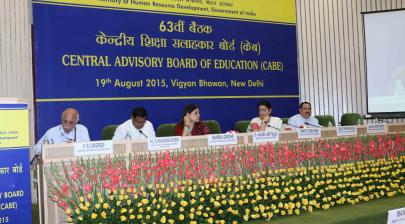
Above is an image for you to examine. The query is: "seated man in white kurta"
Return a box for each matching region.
[113,107,156,140]
[34,108,90,155]
[288,102,319,129]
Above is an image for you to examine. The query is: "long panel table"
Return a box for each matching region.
[38,124,405,223]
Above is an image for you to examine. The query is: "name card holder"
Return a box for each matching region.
[208,133,237,147]
[336,126,357,136]
[367,123,387,134]
[74,140,113,156]
[387,207,405,224]
[298,128,321,139]
[148,136,181,151]
[252,131,279,143]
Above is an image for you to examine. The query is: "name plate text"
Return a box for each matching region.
[208,133,237,146]
[337,126,357,136]
[367,124,387,134]
[252,131,279,143]
[74,140,113,156]
[148,136,181,151]
[298,128,321,139]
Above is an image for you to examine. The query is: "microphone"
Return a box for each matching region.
[267,124,281,131]
[287,123,300,129]
[30,155,39,166]
[304,122,322,128]
[138,129,148,138]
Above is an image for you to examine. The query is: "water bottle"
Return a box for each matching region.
[125,131,131,140]
[282,123,287,130]
[40,136,51,156]
[43,136,50,145]
[327,121,333,127]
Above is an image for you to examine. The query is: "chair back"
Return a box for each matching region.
[156,123,177,137]
[341,113,363,126]
[101,125,118,140]
[281,118,289,124]
[234,120,251,133]
[315,115,336,127]
[203,120,222,134]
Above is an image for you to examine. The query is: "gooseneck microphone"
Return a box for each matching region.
[304,122,322,128]
[287,123,299,128]
[30,155,39,166]
[267,124,281,131]
[138,129,148,138]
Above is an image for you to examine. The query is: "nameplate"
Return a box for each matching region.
[336,126,357,136]
[298,128,321,139]
[208,133,237,146]
[148,136,181,151]
[252,131,279,143]
[74,140,113,156]
[367,123,387,134]
[387,207,405,224]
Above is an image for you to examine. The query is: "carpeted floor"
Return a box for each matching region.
[249,195,405,224]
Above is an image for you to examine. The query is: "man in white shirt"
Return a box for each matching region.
[34,108,90,155]
[288,102,320,129]
[113,107,156,140]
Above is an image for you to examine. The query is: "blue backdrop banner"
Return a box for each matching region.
[33,1,299,139]
[0,104,32,224]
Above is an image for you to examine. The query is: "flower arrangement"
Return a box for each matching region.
[47,134,405,223]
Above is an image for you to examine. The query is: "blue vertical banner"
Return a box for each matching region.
[33,0,299,139]
[0,103,32,224]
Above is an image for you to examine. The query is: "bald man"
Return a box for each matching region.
[34,108,90,155]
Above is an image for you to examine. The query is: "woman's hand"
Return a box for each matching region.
[261,115,270,124]
[183,115,191,126]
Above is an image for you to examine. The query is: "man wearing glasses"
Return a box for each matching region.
[34,108,90,155]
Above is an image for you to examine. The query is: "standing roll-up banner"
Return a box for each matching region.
[0,99,32,224]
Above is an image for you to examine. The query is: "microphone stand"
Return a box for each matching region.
[287,123,300,129]
[304,122,322,128]
[267,124,281,131]
[138,129,148,138]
